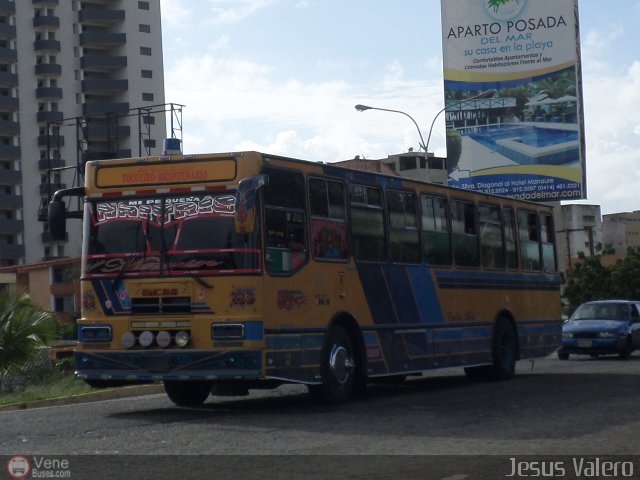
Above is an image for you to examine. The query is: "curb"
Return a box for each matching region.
[0,384,165,412]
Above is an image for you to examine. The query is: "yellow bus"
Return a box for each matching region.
[48,150,561,406]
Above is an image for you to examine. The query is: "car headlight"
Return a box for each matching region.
[598,332,617,338]
[562,332,574,339]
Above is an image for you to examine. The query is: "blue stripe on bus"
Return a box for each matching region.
[435,270,560,291]
[357,264,444,325]
[406,266,445,323]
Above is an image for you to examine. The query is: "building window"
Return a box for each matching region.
[140,47,152,56]
[141,69,153,79]
[139,24,151,33]
[142,92,154,102]
[138,1,150,10]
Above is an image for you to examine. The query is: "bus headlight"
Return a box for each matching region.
[139,330,155,348]
[156,330,171,348]
[175,330,190,348]
[121,331,136,349]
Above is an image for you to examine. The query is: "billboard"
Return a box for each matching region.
[440,0,585,202]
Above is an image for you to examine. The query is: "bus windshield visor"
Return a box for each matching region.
[83,193,261,278]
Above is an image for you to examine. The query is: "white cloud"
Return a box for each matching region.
[208,0,279,24]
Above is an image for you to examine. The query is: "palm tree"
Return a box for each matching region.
[0,288,57,378]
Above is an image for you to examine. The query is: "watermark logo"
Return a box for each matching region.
[485,0,526,20]
[7,456,30,479]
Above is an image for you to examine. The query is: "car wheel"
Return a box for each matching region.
[619,336,633,360]
[310,325,356,403]
[557,351,570,360]
[164,380,212,406]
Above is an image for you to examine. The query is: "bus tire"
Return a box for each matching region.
[164,380,212,407]
[311,325,356,404]
[491,318,518,380]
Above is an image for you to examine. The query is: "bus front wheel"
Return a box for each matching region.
[164,380,212,407]
[311,325,356,403]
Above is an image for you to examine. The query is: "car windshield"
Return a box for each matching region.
[571,303,628,321]
[83,193,261,278]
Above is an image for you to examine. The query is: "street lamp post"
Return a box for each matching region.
[354,104,429,160]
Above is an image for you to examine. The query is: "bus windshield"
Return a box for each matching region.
[83,192,261,278]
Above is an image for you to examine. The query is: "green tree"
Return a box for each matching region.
[563,247,640,315]
[0,289,57,377]
[610,247,640,300]
[562,252,613,315]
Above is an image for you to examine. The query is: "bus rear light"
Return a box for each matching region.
[139,330,155,348]
[156,330,171,348]
[121,331,136,349]
[175,330,190,348]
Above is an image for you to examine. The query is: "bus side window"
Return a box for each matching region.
[350,184,385,262]
[503,207,519,270]
[263,167,308,274]
[387,189,420,264]
[451,199,479,267]
[540,213,556,273]
[479,204,505,269]
[309,177,348,260]
[421,195,451,266]
[518,210,541,271]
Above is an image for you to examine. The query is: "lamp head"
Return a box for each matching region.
[355,104,371,112]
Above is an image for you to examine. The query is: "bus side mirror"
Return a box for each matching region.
[48,199,67,241]
[235,174,268,234]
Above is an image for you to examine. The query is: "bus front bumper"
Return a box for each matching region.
[74,349,262,382]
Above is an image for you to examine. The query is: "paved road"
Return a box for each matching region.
[2,355,640,479]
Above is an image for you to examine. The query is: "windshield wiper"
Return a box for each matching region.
[163,250,213,290]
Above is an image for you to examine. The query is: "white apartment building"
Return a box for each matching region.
[0,0,166,266]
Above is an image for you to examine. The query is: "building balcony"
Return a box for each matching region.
[37,110,64,123]
[0,0,16,16]
[0,23,16,40]
[0,119,19,135]
[84,124,130,140]
[33,16,60,30]
[0,168,20,184]
[79,9,125,26]
[0,218,23,235]
[83,101,129,116]
[35,86,63,100]
[0,243,25,259]
[79,32,126,49]
[42,231,68,243]
[81,78,128,95]
[0,71,17,87]
[32,0,58,6]
[35,63,62,77]
[0,47,17,65]
[83,149,130,162]
[0,144,20,160]
[0,95,19,112]
[40,182,66,195]
[34,39,61,53]
[80,55,127,72]
[0,193,21,209]
[39,157,65,171]
[38,134,65,147]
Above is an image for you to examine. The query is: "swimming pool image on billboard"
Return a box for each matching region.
[459,124,580,166]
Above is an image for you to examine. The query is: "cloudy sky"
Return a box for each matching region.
[160,0,640,215]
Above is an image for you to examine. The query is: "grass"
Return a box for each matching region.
[0,371,94,407]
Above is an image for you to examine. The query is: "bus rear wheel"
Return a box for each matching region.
[465,318,517,381]
[164,380,212,407]
[311,325,356,403]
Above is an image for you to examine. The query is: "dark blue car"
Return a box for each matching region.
[559,300,640,360]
